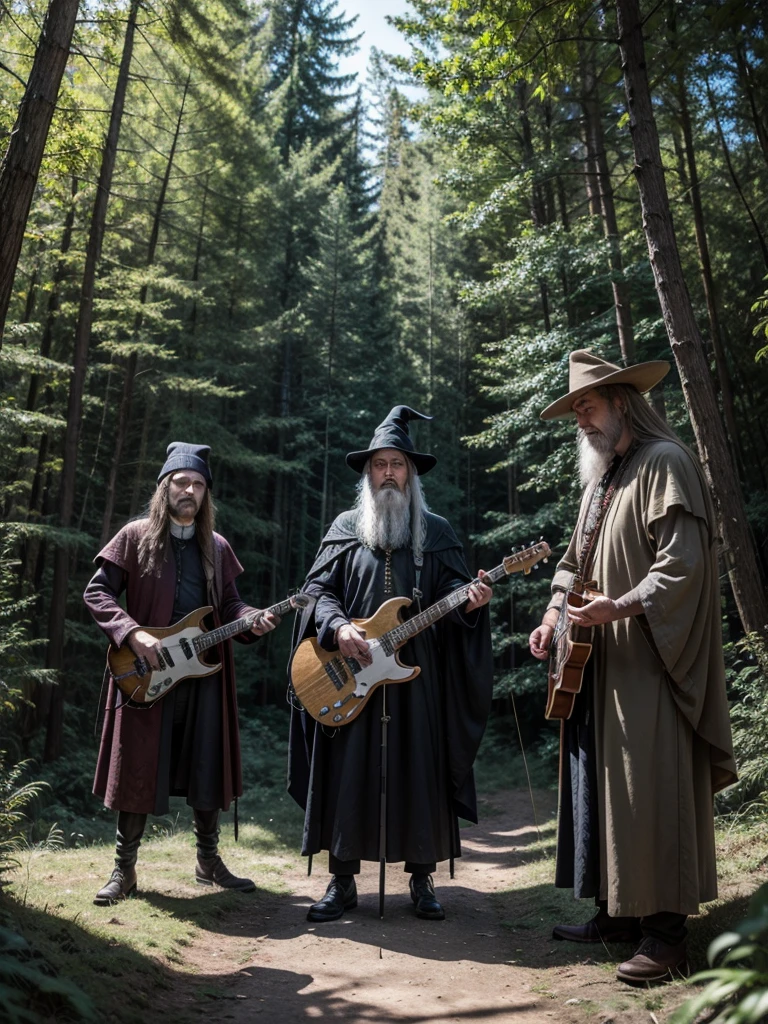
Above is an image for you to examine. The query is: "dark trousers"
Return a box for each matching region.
[597,899,687,944]
[330,855,436,876]
[115,808,220,865]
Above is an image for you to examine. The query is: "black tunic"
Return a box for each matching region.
[287,511,493,867]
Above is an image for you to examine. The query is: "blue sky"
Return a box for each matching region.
[334,0,417,92]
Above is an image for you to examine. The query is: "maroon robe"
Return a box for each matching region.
[87,520,253,814]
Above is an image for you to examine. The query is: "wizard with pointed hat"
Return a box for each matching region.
[288,406,494,922]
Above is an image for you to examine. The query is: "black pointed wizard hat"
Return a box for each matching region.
[346,405,437,475]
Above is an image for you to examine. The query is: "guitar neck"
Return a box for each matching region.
[384,561,509,649]
[196,597,294,652]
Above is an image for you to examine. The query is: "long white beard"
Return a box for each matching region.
[355,473,426,555]
[577,415,623,488]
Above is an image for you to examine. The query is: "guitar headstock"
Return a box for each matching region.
[502,540,551,576]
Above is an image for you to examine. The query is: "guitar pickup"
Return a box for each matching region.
[160,646,174,667]
[135,658,147,677]
[324,658,349,692]
[179,638,193,660]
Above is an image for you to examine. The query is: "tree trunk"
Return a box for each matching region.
[188,172,210,332]
[614,0,768,639]
[0,0,80,344]
[100,71,190,545]
[704,75,768,269]
[129,391,155,518]
[674,69,743,472]
[43,0,139,761]
[320,201,340,540]
[580,48,636,364]
[734,40,768,171]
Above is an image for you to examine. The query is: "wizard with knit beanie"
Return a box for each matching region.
[85,442,278,905]
[288,407,494,923]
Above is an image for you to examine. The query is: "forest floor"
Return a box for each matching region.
[4,787,768,1024]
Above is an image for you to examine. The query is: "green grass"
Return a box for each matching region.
[2,820,300,1022]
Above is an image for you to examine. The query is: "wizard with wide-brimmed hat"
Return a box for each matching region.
[528,350,736,985]
[287,406,494,923]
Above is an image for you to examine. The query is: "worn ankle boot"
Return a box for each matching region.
[94,865,138,905]
[193,808,255,893]
[94,811,146,906]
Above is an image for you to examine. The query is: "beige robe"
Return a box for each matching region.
[551,439,736,917]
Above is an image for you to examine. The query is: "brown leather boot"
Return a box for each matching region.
[94,865,137,906]
[195,854,255,892]
[616,937,689,984]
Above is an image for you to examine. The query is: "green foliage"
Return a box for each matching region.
[718,634,768,816]
[671,883,768,1024]
[0,925,95,1023]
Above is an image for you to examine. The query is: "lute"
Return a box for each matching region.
[109,593,310,704]
[291,541,551,727]
[544,580,603,720]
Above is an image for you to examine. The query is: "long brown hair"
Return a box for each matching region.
[602,383,716,536]
[137,476,217,578]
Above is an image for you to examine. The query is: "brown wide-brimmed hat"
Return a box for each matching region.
[540,349,670,421]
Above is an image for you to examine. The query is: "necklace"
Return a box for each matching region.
[383,548,393,597]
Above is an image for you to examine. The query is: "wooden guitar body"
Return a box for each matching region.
[544,586,602,721]
[291,541,551,727]
[108,593,308,704]
[108,606,219,704]
[290,597,419,726]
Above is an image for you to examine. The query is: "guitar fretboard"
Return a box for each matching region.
[383,561,510,650]
[194,596,296,652]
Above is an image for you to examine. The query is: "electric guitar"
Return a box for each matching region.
[109,593,310,704]
[290,542,551,726]
[544,580,603,720]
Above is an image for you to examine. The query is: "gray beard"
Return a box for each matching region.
[356,478,413,552]
[577,418,623,488]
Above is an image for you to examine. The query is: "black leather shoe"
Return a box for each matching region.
[409,874,445,920]
[94,866,137,906]
[195,854,255,892]
[553,911,641,944]
[307,876,358,922]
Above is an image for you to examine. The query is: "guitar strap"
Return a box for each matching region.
[576,441,640,584]
[208,535,223,613]
[413,552,424,612]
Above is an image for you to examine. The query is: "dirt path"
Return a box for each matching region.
[160,790,689,1024]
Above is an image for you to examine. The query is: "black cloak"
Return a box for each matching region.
[287,510,493,867]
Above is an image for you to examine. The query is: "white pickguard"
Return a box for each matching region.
[316,638,415,724]
[351,638,414,693]
[139,625,219,701]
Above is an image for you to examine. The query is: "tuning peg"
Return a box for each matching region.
[533,564,539,570]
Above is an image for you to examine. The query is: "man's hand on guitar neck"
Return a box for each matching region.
[248,608,280,636]
[335,623,373,667]
[465,569,492,613]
